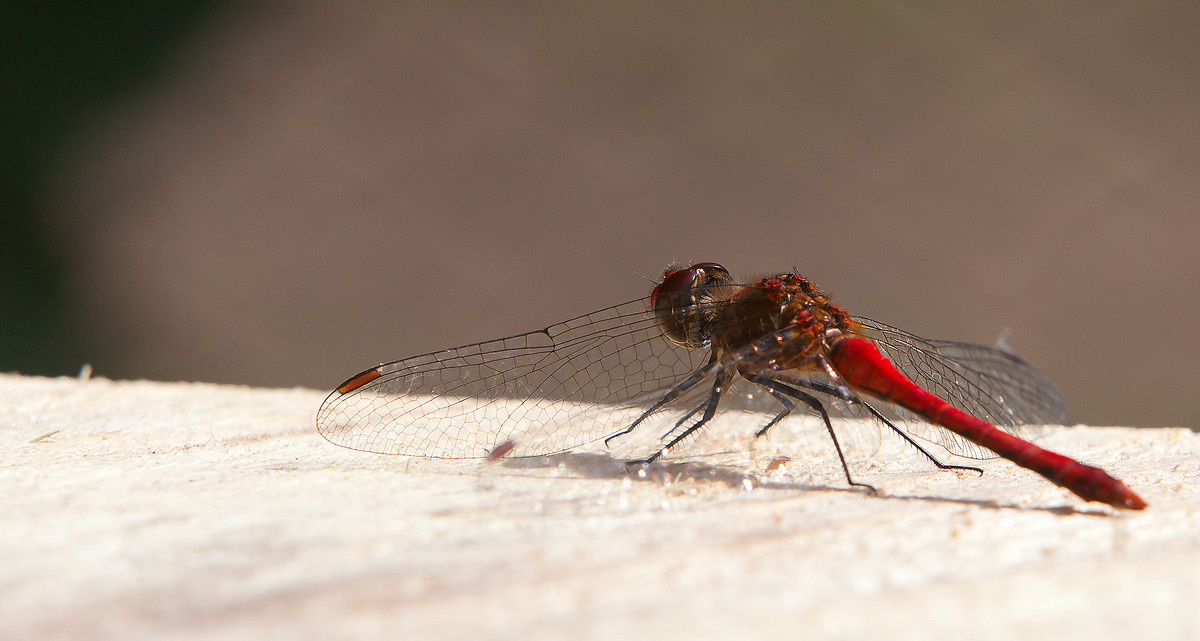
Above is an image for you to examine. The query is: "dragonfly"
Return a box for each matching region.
[316,262,1145,510]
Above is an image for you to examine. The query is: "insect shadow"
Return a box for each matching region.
[495,450,1108,517]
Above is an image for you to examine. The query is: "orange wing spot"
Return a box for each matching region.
[336,368,383,394]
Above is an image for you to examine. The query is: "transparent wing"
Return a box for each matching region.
[316,290,1070,464]
[315,298,714,458]
[848,316,1069,459]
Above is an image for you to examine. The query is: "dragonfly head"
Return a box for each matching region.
[652,262,733,348]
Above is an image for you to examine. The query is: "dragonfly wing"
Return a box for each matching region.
[849,317,1069,459]
[315,298,714,458]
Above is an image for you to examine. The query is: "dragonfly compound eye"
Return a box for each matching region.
[651,262,732,348]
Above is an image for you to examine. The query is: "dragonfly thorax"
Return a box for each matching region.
[709,271,853,369]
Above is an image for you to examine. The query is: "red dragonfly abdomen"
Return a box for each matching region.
[829,336,1146,510]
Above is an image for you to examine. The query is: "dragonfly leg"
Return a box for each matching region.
[753,392,795,439]
[736,376,796,438]
[779,376,983,476]
[605,353,720,448]
[630,367,735,465]
[742,373,876,494]
[663,402,706,441]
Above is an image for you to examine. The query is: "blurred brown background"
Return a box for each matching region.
[5,3,1197,428]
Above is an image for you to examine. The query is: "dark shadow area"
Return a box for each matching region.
[496,450,1113,517]
[0,1,227,376]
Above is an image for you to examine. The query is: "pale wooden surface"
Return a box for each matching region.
[2,373,1197,640]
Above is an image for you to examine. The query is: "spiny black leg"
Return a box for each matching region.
[625,402,706,469]
[743,373,875,494]
[735,373,795,438]
[780,377,982,476]
[856,398,983,475]
[605,353,719,448]
[753,390,794,439]
[663,402,706,441]
[630,367,735,465]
